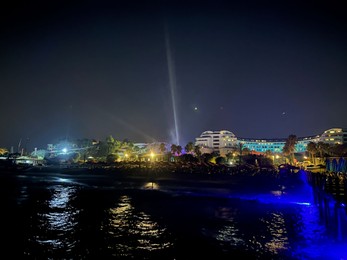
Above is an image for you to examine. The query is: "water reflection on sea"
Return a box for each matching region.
[0,173,346,259]
[104,195,173,258]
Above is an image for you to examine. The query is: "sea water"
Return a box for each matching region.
[0,171,346,259]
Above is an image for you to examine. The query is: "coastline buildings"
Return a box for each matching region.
[39,128,346,162]
[195,128,347,156]
[194,130,238,156]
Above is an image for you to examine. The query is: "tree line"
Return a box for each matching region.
[1,134,346,166]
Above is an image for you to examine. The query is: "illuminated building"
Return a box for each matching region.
[319,128,347,145]
[195,128,346,155]
[195,130,237,155]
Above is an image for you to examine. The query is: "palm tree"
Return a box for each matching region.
[238,143,244,165]
[329,144,347,157]
[171,144,178,155]
[306,142,317,165]
[176,145,182,156]
[194,145,202,160]
[282,134,297,164]
[159,143,167,154]
[185,142,194,154]
[316,141,330,160]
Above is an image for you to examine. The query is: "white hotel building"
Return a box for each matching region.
[195,128,347,156]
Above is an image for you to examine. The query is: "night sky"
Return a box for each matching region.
[1,0,347,150]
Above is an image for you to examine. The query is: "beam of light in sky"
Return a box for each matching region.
[98,107,156,142]
[164,24,180,145]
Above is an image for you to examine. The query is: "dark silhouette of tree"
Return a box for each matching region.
[164,152,173,162]
[106,153,118,164]
[306,142,317,165]
[225,152,233,163]
[185,142,194,154]
[215,156,226,165]
[329,144,347,157]
[75,138,94,162]
[211,151,220,157]
[258,156,273,168]
[106,135,115,155]
[170,144,182,156]
[180,153,198,163]
[201,153,214,163]
[159,143,167,154]
[93,141,108,160]
[316,141,330,159]
[282,134,297,164]
[123,142,135,160]
[238,143,244,165]
[176,145,182,156]
[194,145,202,159]
[170,144,178,155]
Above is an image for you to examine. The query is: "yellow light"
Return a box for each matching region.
[150,152,155,158]
[276,155,279,159]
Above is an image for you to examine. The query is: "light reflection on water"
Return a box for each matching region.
[104,195,173,258]
[26,185,79,257]
[2,173,347,259]
[213,209,289,255]
[142,182,160,190]
[205,204,290,257]
[17,185,29,205]
[262,212,289,254]
[214,207,245,248]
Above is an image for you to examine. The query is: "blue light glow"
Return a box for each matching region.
[294,202,311,206]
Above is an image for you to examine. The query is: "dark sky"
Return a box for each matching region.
[1,0,347,150]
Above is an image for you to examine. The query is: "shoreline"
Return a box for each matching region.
[0,165,300,193]
[2,165,346,204]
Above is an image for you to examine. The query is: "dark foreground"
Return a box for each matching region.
[1,168,347,259]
